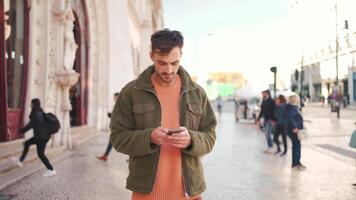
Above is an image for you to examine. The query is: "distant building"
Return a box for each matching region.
[288,0,356,105]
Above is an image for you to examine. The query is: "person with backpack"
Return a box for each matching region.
[12,98,57,177]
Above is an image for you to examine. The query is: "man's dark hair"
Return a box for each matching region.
[31,98,41,110]
[151,29,184,54]
[263,90,271,97]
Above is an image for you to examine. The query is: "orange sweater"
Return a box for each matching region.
[132,75,186,200]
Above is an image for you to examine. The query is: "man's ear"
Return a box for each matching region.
[150,51,154,61]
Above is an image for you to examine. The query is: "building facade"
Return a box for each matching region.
[288,0,356,104]
[0,0,163,144]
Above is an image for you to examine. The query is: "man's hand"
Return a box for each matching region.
[150,127,169,145]
[293,128,299,134]
[167,127,191,149]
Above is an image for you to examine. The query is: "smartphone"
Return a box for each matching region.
[167,129,184,135]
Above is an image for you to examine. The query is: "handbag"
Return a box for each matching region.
[350,130,356,148]
[297,128,308,140]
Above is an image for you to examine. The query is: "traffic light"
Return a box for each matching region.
[270,66,277,73]
[295,69,299,81]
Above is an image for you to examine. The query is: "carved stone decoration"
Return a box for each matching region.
[55,68,79,149]
[4,19,11,40]
[4,0,11,40]
[63,10,78,70]
[55,68,79,89]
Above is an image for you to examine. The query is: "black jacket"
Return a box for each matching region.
[20,109,50,139]
[258,97,276,121]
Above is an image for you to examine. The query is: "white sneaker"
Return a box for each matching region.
[11,157,23,168]
[263,148,274,154]
[43,169,57,177]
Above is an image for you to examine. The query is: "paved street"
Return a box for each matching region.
[0,106,355,200]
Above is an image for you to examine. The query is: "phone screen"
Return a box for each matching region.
[167,129,183,135]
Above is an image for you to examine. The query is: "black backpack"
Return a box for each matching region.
[43,113,61,135]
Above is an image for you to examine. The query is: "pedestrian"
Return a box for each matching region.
[257,90,276,154]
[273,95,288,156]
[96,92,120,161]
[286,95,306,170]
[243,100,248,119]
[233,98,239,122]
[12,98,57,177]
[110,29,217,200]
[217,95,223,114]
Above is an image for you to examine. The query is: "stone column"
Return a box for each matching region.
[52,0,79,149]
[55,69,79,149]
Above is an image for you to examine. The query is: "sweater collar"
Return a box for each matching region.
[134,65,199,92]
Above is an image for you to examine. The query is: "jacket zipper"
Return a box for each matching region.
[179,88,190,199]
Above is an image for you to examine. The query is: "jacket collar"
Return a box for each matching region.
[134,65,199,92]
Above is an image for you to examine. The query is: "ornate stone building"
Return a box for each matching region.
[0,0,163,145]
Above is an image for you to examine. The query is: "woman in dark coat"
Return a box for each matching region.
[12,98,56,177]
[273,95,288,155]
[286,95,306,170]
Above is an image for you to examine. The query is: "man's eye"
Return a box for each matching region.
[172,62,179,66]
[158,62,166,65]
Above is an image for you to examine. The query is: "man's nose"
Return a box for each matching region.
[166,65,174,73]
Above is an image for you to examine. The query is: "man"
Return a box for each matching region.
[96,92,119,161]
[110,29,217,200]
[257,90,276,154]
[12,99,56,177]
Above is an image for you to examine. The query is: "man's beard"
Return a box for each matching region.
[157,72,176,83]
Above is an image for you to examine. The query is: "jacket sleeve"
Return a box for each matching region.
[287,109,298,130]
[110,88,159,157]
[20,111,44,133]
[257,101,264,120]
[183,93,217,157]
[20,121,33,134]
[271,100,276,121]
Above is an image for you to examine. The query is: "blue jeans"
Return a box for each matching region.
[288,131,301,166]
[263,120,273,148]
[104,140,113,156]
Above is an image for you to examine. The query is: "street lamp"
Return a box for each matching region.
[299,56,304,111]
[335,0,339,86]
[270,66,277,98]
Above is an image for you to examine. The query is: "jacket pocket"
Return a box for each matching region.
[132,103,155,130]
[186,104,202,130]
[127,153,158,192]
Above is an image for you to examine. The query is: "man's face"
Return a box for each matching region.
[261,92,266,98]
[150,46,181,84]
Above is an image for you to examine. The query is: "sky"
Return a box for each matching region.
[162,0,291,91]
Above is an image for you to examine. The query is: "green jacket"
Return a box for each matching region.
[110,65,217,197]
